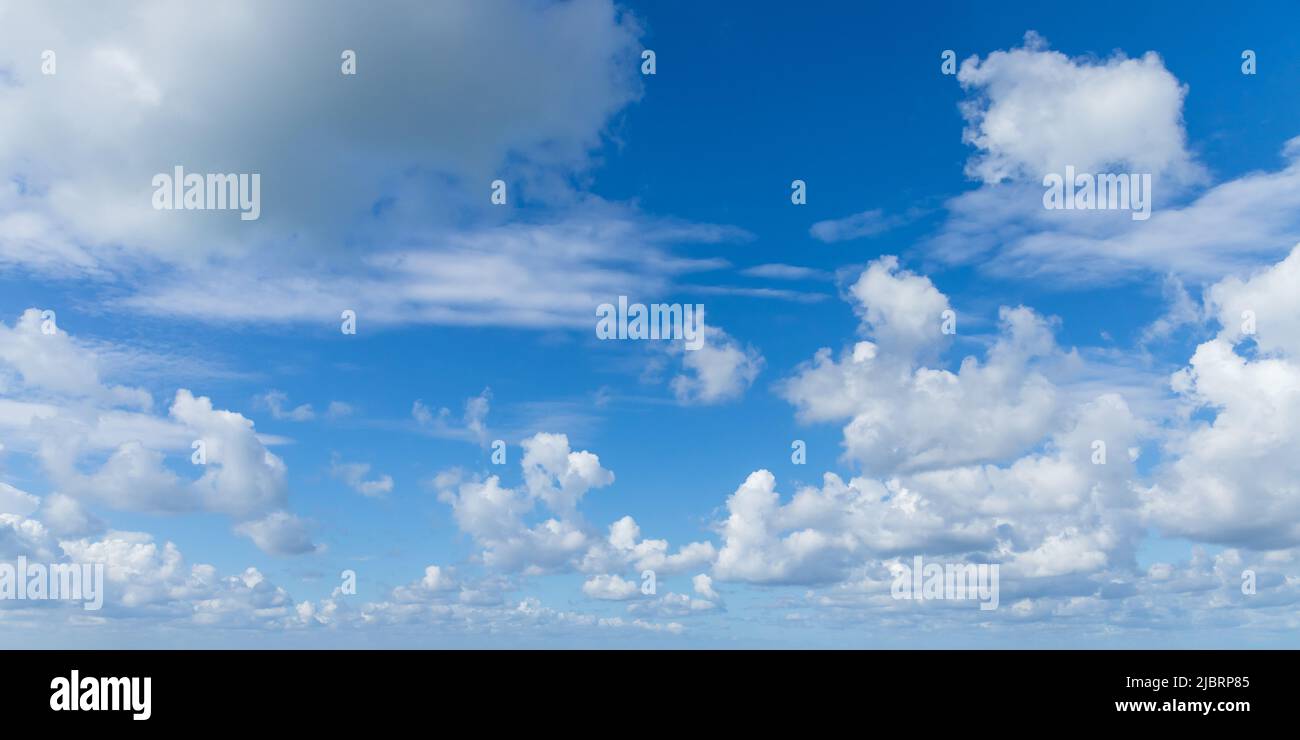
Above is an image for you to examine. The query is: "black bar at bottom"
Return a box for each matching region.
[3,649,1284,726]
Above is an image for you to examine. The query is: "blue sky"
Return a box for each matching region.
[2,0,1300,647]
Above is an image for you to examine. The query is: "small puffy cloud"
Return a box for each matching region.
[520,432,614,515]
[325,401,353,419]
[846,255,952,361]
[412,400,434,426]
[583,515,717,576]
[413,388,492,445]
[670,325,764,405]
[626,589,720,618]
[581,574,640,600]
[0,512,55,560]
[329,455,394,498]
[693,573,720,602]
[957,31,1201,185]
[258,391,314,422]
[391,565,461,602]
[233,511,319,556]
[173,389,290,519]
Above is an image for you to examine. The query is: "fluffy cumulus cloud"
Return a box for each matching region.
[1,376,691,636]
[329,455,394,498]
[691,256,1148,612]
[432,433,714,583]
[582,515,716,576]
[1143,244,1300,549]
[5,21,1300,646]
[696,245,1300,639]
[430,441,581,574]
[581,574,640,600]
[519,432,614,516]
[782,256,1063,473]
[921,33,1300,284]
[8,236,1300,638]
[0,308,317,555]
[957,31,1200,186]
[8,247,1284,640]
[233,511,319,556]
[0,526,301,628]
[669,325,764,405]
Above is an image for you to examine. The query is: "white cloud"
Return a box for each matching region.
[928,142,1300,283]
[329,455,393,498]
[0,0,645,274]
[581,574,640,600]
[846,255,952,361]
[433,434,715,583]
[582,515,717,576]
[258,391,314,422]
[173,389,290,519]
[0,1,762,340]
[520,432,614,516]
[413,388,492,445]
[926,33,1300,285]
[0,308,151,408]
[434,448,600,574]
[720,258,1150,590]
[117,214,740,329]
[39,493,103,537]
[693,574,719,601]
[740,264,832,281]
[0,481,39,516]
[1142,249,1300,548]
[51,529,300,626]
[782,257,1063,473]
[0,512,55,560]
[713,470,867,585]
[626,589,720,618]
[1139,275,1201,345]
[0,310,316,555]
[233,511,319,556]
[809,208,903,243]
[669,325,764,405]
[957,31,1201,186]
[1207,241,1300,358]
